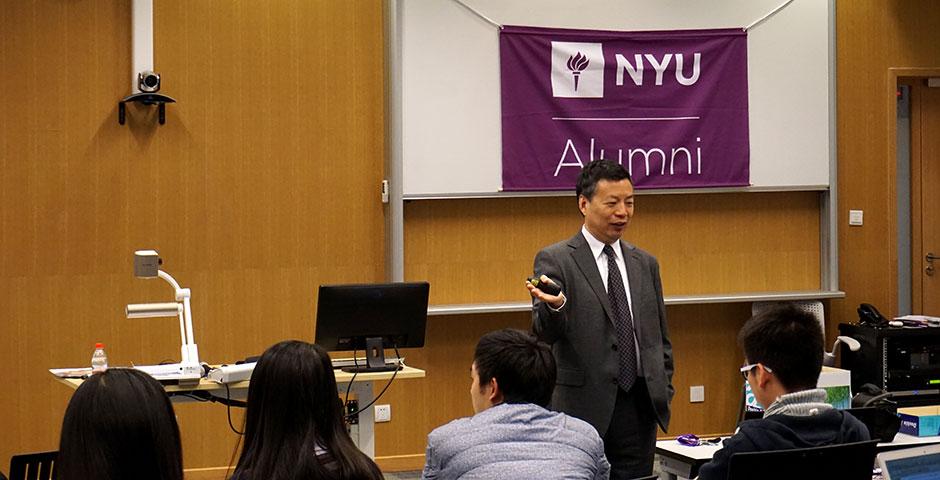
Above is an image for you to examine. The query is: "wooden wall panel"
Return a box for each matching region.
[662,304,753,436]
[0,0,385,474]
[834,1,940,325]
[405,191,821,305]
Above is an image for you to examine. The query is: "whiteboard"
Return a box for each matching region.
[398,0,832,197]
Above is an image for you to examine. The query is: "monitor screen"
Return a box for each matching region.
[879,444,940,480]
[314,281,429,352]
[884,453,940,480]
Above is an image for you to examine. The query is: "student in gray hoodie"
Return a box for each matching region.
[422,328,610,480]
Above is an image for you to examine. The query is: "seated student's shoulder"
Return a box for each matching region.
[558,411,603,439]
[427,404,512,448]
[427,415,474,445]
[552,410,606,453]
[736,409,870,449]
[838,410,871,441]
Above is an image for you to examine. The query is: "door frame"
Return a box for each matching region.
[892,69,940,313]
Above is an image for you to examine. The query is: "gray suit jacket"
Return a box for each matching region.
[532,232,674,435]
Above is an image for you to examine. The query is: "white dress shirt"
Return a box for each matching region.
[581,226,643,375]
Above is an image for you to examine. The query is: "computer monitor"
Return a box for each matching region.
[878,444,940,480]
[314,282,429,373]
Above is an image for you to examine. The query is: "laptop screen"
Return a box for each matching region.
[879,445,940,480]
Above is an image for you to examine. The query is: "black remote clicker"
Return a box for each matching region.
[528,276,562,296]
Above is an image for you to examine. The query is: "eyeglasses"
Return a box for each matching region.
[739,363,773,382]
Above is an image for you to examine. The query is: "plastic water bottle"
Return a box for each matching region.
[91,343,108,372]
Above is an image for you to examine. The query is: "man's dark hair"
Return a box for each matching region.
[575,159,632,200]
[738,303,824,392]
[474,328,556,407]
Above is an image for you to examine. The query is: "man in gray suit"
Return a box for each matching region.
[527,159,674,479]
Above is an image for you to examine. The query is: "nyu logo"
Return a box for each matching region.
[567,52,590,91]
[551,42,703,99]
[615,53,701,86]
[551,42,604,98]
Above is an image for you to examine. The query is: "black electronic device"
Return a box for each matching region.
[845,406,901,443]
[235,355,260,365]
[839,322,940,406]
[527,276,561,296]
[857,303,888,327]
[314,282,429,373]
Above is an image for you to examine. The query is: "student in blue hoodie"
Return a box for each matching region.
[697,303,869,480]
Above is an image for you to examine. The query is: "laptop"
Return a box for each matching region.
[877,443,940,480]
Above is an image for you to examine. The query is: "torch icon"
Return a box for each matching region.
[567,52,590,91]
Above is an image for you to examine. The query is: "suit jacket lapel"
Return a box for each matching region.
[621,239,644,338]
[568,232,615,326]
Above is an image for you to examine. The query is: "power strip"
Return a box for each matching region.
[134,363,202,381]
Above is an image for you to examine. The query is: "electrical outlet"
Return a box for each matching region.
[375,404,391,423]
[849,210,863,226]
[690,385,705,403]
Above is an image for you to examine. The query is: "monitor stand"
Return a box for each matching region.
[341,337,401,373]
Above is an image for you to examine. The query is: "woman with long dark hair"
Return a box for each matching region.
[58,368,184,480]
[231,340,383,480]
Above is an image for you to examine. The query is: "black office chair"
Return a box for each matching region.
[846,406,901,443]
[728,440,878,480]
[8,451,57,480]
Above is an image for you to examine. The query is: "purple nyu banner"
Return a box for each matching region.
[500,26,749,191]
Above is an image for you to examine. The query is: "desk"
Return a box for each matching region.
[656,440,723,480]
[51,366,426,459]
[655,433,940,480]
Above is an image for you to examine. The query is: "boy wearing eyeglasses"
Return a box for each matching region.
[696,303,869,480]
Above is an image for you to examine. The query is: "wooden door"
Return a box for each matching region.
[910,80,940,315]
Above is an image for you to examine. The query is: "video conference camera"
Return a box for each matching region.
[137,70,161,93]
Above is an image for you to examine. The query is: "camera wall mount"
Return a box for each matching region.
[120,1,175,126]
[118,92,176,125]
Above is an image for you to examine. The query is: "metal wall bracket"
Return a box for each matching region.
[118,92,176,125]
